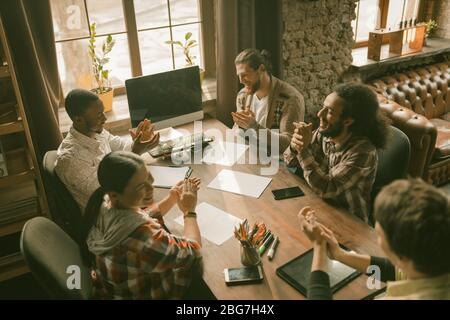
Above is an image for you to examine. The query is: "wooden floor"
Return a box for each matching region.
[0,272,48,299]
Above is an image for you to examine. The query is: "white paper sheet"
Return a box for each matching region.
[207,169,272,198]
[147,165,190,189]
[174,202,242,245]
[202,141,248,166]
[157,127,183,142]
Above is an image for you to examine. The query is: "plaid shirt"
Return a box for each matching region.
[284,130,377,222]
[92,217,202,299]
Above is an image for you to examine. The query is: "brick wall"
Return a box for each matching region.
[435,0,450,39]
[282,0,357,121]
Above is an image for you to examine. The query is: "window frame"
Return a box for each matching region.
[53,0,215,97]
[352,0,423,49]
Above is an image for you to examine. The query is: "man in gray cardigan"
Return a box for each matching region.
[232,48,305,154]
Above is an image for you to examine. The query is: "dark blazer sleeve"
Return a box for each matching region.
[307,270,333,300]
[369,256,396,282]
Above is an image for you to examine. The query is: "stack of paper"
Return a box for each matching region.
[207,169,272,198]
[174,202,242,245]
[147,165,190,189]
[202,141,248,166]
[157,127,183,142]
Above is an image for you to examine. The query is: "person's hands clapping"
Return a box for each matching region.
[298,207,346,261]
[177,177,201,214]
[130,118,160,155]
[290,122,313,153]
[318,224,346,261]
[231,107,257,129]
[297,206,323,243]
[169,180,184,202]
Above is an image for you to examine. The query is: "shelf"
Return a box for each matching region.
[0,214,37,237]
[0,120,23,136]
[0,65,9,79]
[0,15,49,285]
[0,254,29,282]
[0,101,15,108]
[0,169,34,189]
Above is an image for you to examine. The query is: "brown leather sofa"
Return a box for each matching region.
[368,61,450,185]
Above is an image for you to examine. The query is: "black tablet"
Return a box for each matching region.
[276,248,360,296]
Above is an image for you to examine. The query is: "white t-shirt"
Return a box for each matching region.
[250,94,269,127]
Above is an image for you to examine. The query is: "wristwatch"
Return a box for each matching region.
[184,211,197,219]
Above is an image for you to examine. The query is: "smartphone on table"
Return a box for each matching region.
[271,186,305,200]
[224,265,264,286]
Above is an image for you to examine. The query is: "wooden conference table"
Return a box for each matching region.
[143,118,384,300]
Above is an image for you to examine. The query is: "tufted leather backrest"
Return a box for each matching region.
[377,94,437,180]
[370,62,450,120]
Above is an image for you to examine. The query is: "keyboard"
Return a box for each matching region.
[149,133,214,158]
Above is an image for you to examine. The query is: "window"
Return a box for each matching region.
[51,0,207,96]
[352,0,421,47]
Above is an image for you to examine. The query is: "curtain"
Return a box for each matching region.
[0,0,63,164]
[215,0,282,127]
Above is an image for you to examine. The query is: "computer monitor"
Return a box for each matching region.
[125,66,203,130]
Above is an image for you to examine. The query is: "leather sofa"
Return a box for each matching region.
[368,61,450,185]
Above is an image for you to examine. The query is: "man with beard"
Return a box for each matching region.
[232,48,304,153]
[55,89,160,211]
[284,83,388,223]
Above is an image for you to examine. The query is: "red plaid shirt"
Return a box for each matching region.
[91,216,202,299]
[284,129,377,222]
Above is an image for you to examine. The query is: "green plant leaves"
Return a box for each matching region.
[101,70,109,80]
[88,22,115,92]
[165,40,183,47]
[186,40,197,48]
[99,57,110,65]
[166,31,198,66]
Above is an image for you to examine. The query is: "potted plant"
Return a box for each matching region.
[88,22,115,112]
[425,19,438,38]
[165,32,205,83]
[418,19,438,46]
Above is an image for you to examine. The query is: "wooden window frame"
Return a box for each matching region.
[54,0,215,97]
[353,0,423,48]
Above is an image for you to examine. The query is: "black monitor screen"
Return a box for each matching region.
[125,66,202,127]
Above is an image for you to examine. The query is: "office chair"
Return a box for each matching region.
[370,126,411,224]
[20,216,92,299]
[43,150,83,243]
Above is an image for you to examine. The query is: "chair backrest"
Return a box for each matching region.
[20,216,92,299]
[43,150,83,243]
[371,126,411,212]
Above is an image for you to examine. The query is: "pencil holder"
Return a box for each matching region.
[240,243,260,266]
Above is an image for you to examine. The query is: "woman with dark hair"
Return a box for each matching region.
[81,151,204,299]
